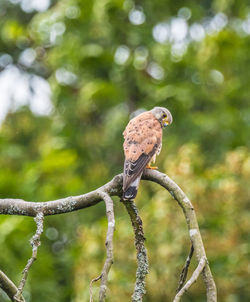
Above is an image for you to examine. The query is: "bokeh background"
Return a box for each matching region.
[0,0,250,301]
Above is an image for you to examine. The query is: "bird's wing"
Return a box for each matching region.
[122,112,162,191]
[123,147,157,192]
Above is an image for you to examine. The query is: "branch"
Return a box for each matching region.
[0,174,123,217]
[98,192,115,302]
[89,193,115,302]
[89,275,102,302]
[123,200,148,302]
[0,270,25,302]
[14,212,44,302]
[176,244,194,293]
[143,169,217,302]
[173,256,207,302]
[0,170,216,301]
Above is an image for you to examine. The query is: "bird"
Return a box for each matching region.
[122,107,173,200]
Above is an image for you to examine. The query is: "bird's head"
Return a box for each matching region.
[150,107,173,128]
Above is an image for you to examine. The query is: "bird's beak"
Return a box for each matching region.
[163,118,169,127]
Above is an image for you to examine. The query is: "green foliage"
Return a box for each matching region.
[0,0,250,301]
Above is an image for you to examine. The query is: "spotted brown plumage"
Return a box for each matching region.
[122,107,173,200]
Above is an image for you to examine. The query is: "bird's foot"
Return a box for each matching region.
[146,164,158,170]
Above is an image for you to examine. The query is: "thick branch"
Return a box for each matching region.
[173,256,207,302]
[0,270,25,302]
[123,200,148,302]
[98,192,115,302]
[143,170,217,302]
[0,175,123,217]
[14,212,44,302]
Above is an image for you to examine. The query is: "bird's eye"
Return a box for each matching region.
[163,114,167,118]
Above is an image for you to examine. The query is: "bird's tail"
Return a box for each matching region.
[122,176,141,200]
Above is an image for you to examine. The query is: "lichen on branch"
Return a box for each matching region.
[123,200,148,302]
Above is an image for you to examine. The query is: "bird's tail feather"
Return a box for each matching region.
[123,186,138,200]
[123,176,141,200]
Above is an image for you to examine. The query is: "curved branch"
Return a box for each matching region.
[142,169,217,302]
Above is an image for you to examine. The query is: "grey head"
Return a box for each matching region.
[150,107,173,127]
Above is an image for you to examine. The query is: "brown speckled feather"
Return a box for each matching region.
[123,111,162,193]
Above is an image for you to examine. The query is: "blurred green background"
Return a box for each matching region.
[0,0,250,301]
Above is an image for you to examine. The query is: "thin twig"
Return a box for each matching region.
[173,256,207,302]
[176,244,194,293]
[0,269,25,302]
[14,212,44,302]
[98,192,115,302]
[123,200,148,302]
[89,275,102,302]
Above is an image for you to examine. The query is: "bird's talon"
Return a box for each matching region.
[146,164,158,170]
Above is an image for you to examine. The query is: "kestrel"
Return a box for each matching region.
[122,107,172,200]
